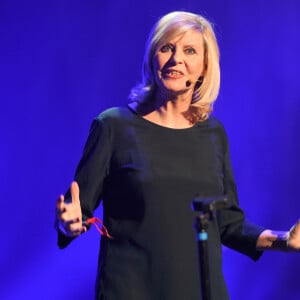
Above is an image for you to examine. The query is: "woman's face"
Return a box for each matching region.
[153,29,205,97]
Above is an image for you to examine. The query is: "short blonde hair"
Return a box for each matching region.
[129,11,220,121]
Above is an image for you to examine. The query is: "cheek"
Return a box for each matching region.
[152,57,159,72]
[188,59,205,77]
[153,54,163,72]
[152,55,165,81]
[153,53,171,72]
[150,58,161,86]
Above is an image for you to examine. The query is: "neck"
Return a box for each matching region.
[131,91,196,129]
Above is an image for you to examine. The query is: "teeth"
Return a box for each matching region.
[169,71,181,75]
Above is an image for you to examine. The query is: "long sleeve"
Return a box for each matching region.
[217,128,265,260]
[57,116,112,249]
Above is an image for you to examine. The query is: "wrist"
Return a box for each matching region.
[271,230,290,251]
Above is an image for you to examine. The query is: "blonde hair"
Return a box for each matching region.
[129,11,220,122]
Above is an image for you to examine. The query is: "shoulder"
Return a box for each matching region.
[95,107,131,122]
[203,115,226,134]
[90,107,134,128]
[89,106,136,139]
[203,116,229,151]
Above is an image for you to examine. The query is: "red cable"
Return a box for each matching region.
[85,217,113,239]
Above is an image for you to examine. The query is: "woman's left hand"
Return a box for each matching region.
[287,220,300,251]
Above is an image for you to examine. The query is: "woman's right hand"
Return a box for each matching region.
[56,181,87,237]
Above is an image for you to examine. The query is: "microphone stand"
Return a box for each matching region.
[192,195,231,300]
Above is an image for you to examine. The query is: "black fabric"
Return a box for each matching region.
[57,106,265,300]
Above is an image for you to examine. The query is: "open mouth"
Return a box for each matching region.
[163,70,184,79]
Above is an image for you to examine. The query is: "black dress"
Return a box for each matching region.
[58,106,264,300]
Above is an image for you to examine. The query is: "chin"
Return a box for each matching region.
[165,85,188,96]
[156,79,187,97]
[163,82,186,91]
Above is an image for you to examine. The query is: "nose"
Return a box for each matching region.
[170,49,183,64]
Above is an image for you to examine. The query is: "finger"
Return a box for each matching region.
[290,221,300,236]
[57,194,64,204]
[65,221,84,234]
[289,223,298,234]
[56,194,66,212]
[63,218,81,226]
[61,225,82,237]
[70,181,80,204]
[59,219,87,237]
[58,194,64,201]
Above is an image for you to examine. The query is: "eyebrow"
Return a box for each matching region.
[183,44,203,51]
[162,42,199,48]
[183,44,197,48]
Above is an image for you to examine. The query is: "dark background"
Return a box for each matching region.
[1,0,299,299]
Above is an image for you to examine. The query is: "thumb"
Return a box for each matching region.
[70,181,80,204]
[290,220,300,235]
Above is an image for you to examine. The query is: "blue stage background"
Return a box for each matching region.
[1,1,299,299]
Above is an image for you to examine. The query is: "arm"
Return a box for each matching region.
[256,220,300,251]
[56,117,112,249]
[218,125,300,255]
[217,126,265,260]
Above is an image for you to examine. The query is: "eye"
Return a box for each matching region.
[160,44,173,53]
[184,47,196,55]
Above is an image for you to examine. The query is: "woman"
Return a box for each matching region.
[56,11,300,300]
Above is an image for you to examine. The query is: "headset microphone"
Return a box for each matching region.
[186,78,203,88]
[186,80,192,87]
